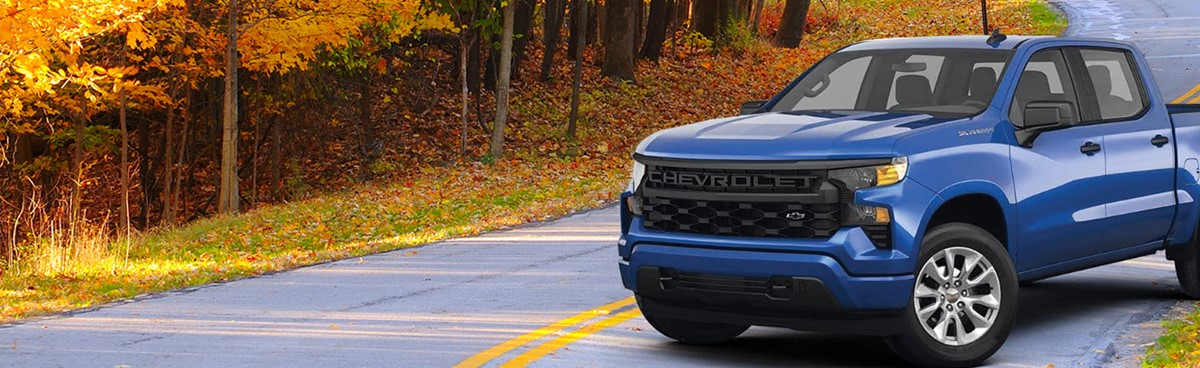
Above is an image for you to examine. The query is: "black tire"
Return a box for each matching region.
[885,223,1019,368]
[640,304,749,345]
[1175,229,1200,299]
[1177,259,1200,299]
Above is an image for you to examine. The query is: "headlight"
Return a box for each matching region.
[626,161,646,215]
[629,161,646,192]
[827,156,908,191]
[828,157,907,225]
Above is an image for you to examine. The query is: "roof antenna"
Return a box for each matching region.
[986,28,1007,46]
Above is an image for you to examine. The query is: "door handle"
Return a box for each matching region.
[1080,141,1101,155]
[1152,134,1170,147]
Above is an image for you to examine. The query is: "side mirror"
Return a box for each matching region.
[740,100,767,115]
[1015,101,1074,147]
[1023,105,1062,128]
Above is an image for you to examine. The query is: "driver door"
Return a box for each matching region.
[1009,48,1112,272]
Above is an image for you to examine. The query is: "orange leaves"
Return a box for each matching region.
[124,22,157,50]
[235,0,455,74]
[0,0,174,122]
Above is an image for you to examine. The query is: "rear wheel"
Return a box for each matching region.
[639,302,749,345]
[1174,229,1200,299]
[885,223,1018,368]
[1177,259,1200,299]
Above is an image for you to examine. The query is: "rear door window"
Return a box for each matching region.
[1078,48,1147,121]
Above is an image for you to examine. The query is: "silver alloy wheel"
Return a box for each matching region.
[913,246,1002,346]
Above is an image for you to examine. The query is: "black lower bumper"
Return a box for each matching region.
[636,266,904,335]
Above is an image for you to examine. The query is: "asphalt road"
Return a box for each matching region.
[0,205,1185,367]
[3,1,1199,367]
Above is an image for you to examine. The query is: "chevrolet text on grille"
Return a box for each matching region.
[649,171,814,188]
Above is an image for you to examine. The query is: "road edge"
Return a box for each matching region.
[0,201,621,330]
[1046,0,1083,36]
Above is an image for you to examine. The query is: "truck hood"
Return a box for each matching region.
[637,111,957,161]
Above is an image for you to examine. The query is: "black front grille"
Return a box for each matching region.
[645,165,823,194]
[665,270,771,295]
[642,196,840,238]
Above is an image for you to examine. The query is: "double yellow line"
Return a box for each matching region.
[1172,82,1200,104]
[454,296,643,368]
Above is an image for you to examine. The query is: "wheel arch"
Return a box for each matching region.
[920,182,1015,256]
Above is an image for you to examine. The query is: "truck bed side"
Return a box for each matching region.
[1166,104,1200,258]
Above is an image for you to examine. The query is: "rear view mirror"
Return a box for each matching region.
[1015,101,1075,147]
[892,62,928,73]
[800,75,831,97]
[740,100,767,115]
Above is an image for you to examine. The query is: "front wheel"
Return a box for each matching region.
[639,302,749,345]
[885,223,1018,368]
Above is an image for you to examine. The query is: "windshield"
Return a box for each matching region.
[770,49,1015,118]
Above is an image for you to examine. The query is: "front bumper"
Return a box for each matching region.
[621,243,912,332]
[634,266,905,335]
[617,179,941,333]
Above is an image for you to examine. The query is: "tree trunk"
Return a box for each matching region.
[490,0,516,157]
[750,0,763,34]
[485,0,534,89]
[168,97,190,225]
[356,71,374,181]
[138,98,152,229]
[467,0,487,94]
[269,107,282,201]
[773,0,810,48]
[171,92,191,224]
[591,0,602,46]
[602,0,637,81]
[716,0,737,32]
[511,0,536,81]
[691,0,718,38]
[119,78,131,239]
[461,36,472,157]
[673,0,690,32]
[467,26,483,93]
[72,92,85,232]
[540,0,567,81]
[161,88,177,225]
[634,0,645,55]
[641,0,672,60]
[219,0,240,214]
[567,0,587,138]
[567,0,587,60]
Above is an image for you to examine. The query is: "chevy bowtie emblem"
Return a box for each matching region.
[785,211,807,220]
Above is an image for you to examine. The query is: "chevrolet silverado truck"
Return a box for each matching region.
[617,34,1200,367]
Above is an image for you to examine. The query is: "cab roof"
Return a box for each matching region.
[840,35,1050,51]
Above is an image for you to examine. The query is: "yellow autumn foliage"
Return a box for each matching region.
[0,0,453,130]
[238,0,454,73]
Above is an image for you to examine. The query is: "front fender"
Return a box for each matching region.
[896,135,1017,256]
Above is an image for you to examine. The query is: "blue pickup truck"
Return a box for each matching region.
[617,34,1200,367]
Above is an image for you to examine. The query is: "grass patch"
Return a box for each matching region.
[1147,304,1200,366]
[1024,0,1070,36]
